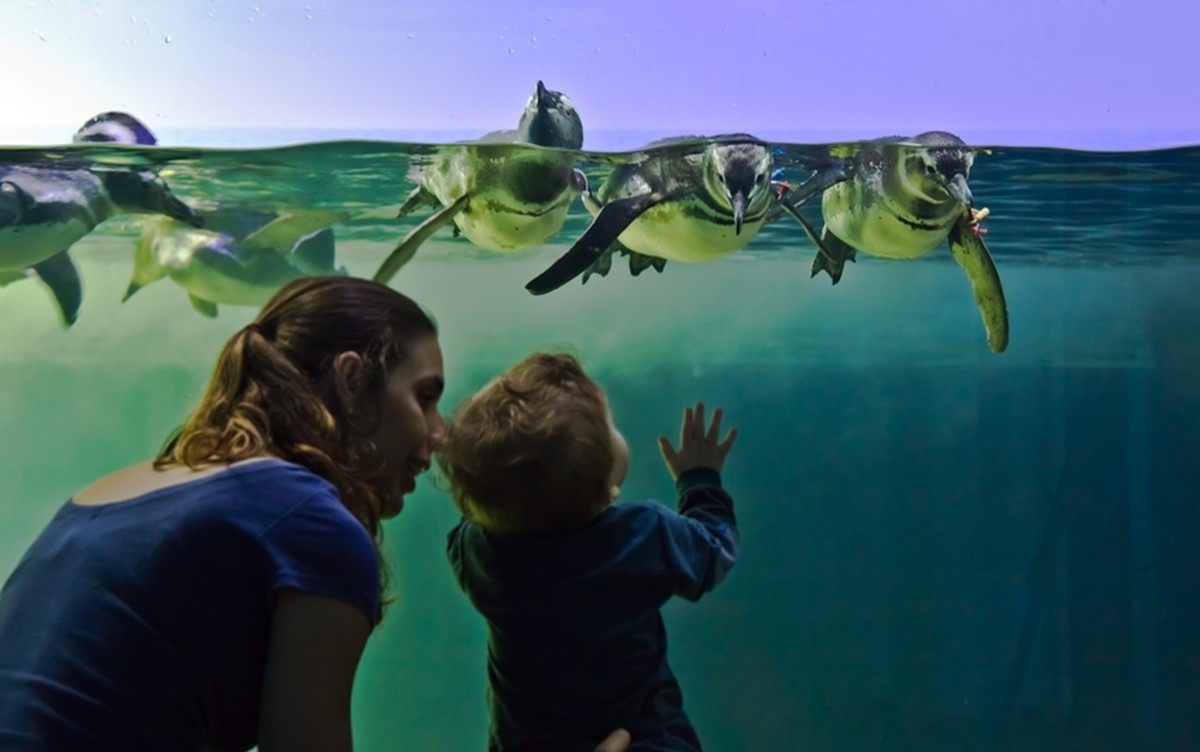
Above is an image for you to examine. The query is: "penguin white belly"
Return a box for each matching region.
[168,266,290,306]
[0,219,93,270]
[422,150,575,252]
[823,186,946,260]
[453,186,573,251]
[617,208,764,263]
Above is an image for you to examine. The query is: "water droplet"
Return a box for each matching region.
[407,32,416,39]
[531,36,537,43]
[546,15,554,21]
[164,34,172,44]
[508,47,515,55]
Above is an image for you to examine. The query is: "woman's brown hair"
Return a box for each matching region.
[157,276,437,600]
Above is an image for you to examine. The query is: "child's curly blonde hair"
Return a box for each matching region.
[438,352,615,535]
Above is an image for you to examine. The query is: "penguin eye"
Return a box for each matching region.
[925,163,937,176]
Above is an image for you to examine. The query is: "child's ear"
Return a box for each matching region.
[609,483,621,502]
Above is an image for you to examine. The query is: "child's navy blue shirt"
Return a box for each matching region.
[448,467,738,752]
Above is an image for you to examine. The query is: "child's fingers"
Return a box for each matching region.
[689,402,705,441]
[707,407,724,443]
[718,426,739,455]
[657,435,677,466]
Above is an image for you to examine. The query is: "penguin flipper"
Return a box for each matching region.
[1,181,26,227]
[289,228,337,276]
[31,251,82,327]
[784,161,852,209]
[397,186,439,218]
[774,196,843,278]
[374,193,470,284]
[188,294,219,318]
[948,224,1009,353]
[810,227,857,285]
[526,192,663,295]
[241,209,348,261]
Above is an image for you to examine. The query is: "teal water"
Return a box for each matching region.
[1,136,1198,751]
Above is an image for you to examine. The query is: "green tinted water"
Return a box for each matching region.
[1,139,1197,751]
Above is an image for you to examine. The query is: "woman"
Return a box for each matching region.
[0,276,632,752]
[0,276,445,751]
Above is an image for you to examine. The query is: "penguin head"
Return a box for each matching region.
[703,138,773,235]
[906,131,976,207]
[73,112,158,146]
[100,169,203,226]
[518,81,584,150]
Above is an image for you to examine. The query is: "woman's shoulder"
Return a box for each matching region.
[71,457,327,507]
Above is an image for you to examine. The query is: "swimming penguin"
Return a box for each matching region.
[124,207,348,317]
[0,112,200,326]
[777,131,1008,353]
[525,134,826,294]
[372,81,585,284]
[72,111,158,145]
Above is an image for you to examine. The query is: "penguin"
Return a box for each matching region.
[373,81,585,284]
[776,131,1008,353]
[124,207,348,317]
[0,112,200,326]
[525,134,826,295]
[72,111,158,146]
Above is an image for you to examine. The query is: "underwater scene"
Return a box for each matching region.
[2,103,1198,752]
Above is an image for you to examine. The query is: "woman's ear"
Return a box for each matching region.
[331,351,367,415]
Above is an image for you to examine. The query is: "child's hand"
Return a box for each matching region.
[657,402,738,480]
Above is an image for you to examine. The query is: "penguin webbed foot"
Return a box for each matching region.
[581,247,614,285]
[809,229,857,285]
[961,206,991,236]
[810,250,854,285]
[624,247,665,277]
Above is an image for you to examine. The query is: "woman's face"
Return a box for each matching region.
[369,333,446,517]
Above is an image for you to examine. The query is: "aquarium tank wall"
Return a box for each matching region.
[1,1,1197,751]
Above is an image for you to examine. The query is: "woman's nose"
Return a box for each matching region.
[430,412,447,449]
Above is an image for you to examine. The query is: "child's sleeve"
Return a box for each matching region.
[659,466,739,601]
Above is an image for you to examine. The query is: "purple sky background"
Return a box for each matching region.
[1,0,1197,149]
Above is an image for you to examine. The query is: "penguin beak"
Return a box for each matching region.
[731,191,747,235]
[947,173,973,208]
[536,80,551,108]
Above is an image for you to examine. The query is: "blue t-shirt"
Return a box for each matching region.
[0,459,380,752]
[447,467,738,752]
